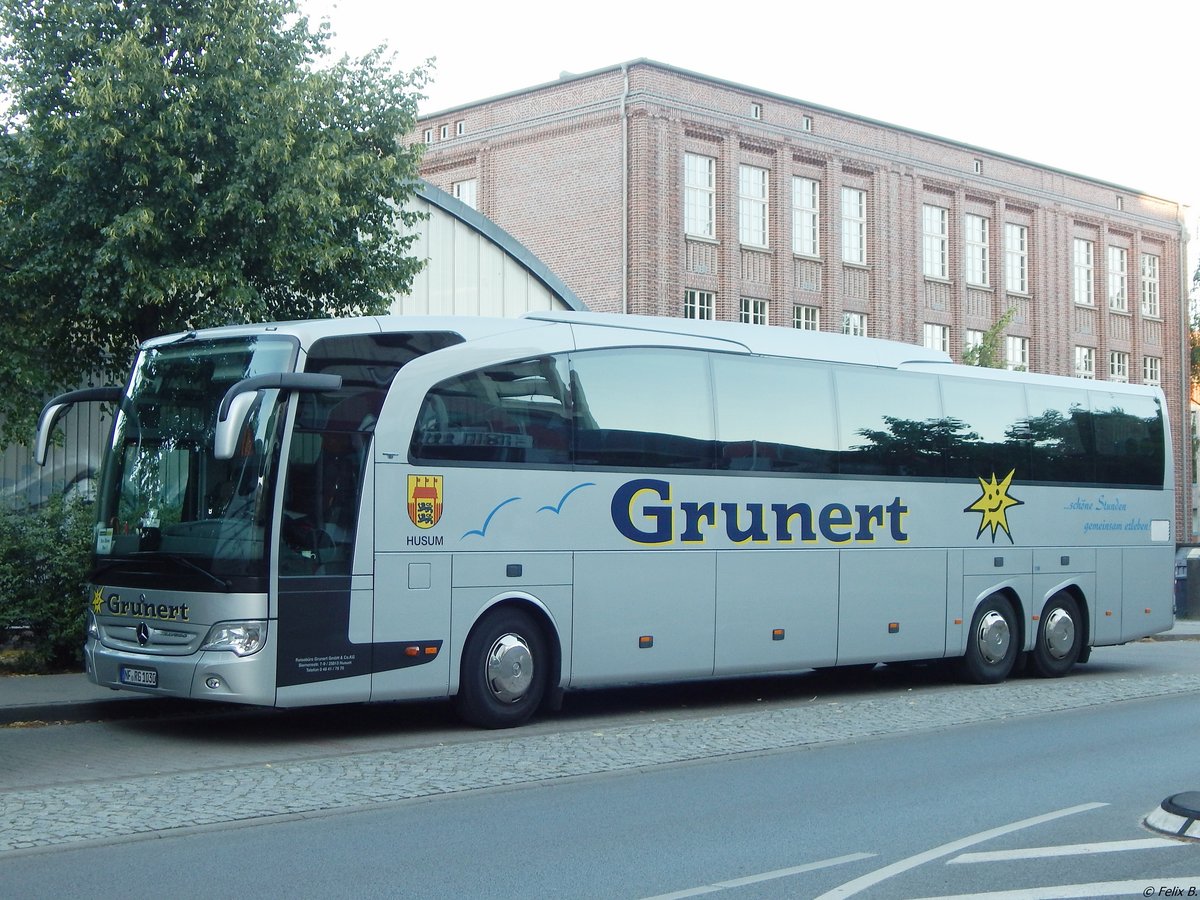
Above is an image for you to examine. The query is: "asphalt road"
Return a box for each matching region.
[2,638,1199,899]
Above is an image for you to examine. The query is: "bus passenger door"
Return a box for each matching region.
[571,551,715,687]
[837,548,948,664]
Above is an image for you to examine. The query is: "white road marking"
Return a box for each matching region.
[640,852,876,900]
[812,802,1108,900]
[909,877,1200,900]
[949,837,1181,863]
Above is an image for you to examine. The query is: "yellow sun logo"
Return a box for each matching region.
[965,469,1024,543]
[91,587,103,614]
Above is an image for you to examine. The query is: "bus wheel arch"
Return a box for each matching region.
[453,599,560,729]
[1029,589,1085,678]
[958,591,1021,684]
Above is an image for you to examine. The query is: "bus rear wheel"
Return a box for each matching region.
[455,607,548,729]
[1029,592,1082,678]
[958,594,1018,684]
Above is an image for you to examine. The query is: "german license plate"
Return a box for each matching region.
[119,666,158,687]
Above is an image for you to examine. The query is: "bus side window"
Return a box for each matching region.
[411,357,570,465]
[570,348,715,470]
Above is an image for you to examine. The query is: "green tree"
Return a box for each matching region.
[0,0,431,446]
[962,305,1018,369]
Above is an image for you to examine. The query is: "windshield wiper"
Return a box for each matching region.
[88,554,232,592]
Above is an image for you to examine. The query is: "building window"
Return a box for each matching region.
[455,121,465,136]
[1108,350,1129,382]
[740,297,768,325]
[1005,335,1028,371]
[683,289,715,320]
[738,165,769,248]
[792,177,820,257]
[965,328,984,358]
[1074,346,1095,379]
[1116,195,1124,211]
[842,311,867,337]
[794,305,820,331]
[922,205,948,279]
[973,159,983,174]
[750,102,763,120]
[801,115,813,132]
[923,323,950,353]
[452,179,477,210]
[1144,356,1161,386]
[1141,253,1161,317]
[423,129,434,144]
[439,124,449,140]
[1072,238,1094,306]
[1004,223,1028,294]
[841,187,866,265]
[1107,246,1128,312]
[965,214,990,287]
[684,154,716,240]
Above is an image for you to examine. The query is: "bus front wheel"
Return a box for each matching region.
[455,607,548,729]
[958,595,1018,684]
[1029,592,1082,678]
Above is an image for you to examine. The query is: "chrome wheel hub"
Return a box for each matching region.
[977,610,1011,664]
[1043,608,1075,660]
[485,633,534,703]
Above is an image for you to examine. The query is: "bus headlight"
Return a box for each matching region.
[86,612,99,641]
[200,621,268,657]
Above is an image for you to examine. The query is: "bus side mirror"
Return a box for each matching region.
[35,387,123,466]
[214,373,342,460]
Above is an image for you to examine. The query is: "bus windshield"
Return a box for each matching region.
[94,336,297,588]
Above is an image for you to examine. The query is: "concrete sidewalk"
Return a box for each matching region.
[2,620,1198,726]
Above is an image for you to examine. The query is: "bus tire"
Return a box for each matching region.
[1029,592,1082,678]
[455,607,547,729]
[958,594,1018,684]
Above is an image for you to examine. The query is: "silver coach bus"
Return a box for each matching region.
[37,312,1174,727]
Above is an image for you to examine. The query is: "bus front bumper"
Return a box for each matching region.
[85,637,278,706]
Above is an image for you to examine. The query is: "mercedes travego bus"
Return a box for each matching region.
[36,312,1175,727]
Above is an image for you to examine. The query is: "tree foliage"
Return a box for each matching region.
[0,0,431,445]
[962,305,1018,369]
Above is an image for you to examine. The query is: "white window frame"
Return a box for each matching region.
[452,178,477,210]
[792,177,820,257]
[923,323,950,354]
[455,121,465,136]
[1108,350,1129,382]
[841,187,866,265]
[1005,335,1029,371]
[1073,238,1094,306]
[684,154,716,240]
[1143,355,1161,386]
[965,328,984,357]
[738,165,769,249]
[1141,253,1161,317]
[740,297,768,325]
[423,128,434,144]
[922,205,948,279]
[794,305,820,331]
[683,289,715,321]
[1107,246,1128,312]
[964,214,990,287]
[439,124,449,140]
[1004,223,1028,294]
[1074,346,1095,379]
[842,311,867,337]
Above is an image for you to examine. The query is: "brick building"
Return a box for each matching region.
[414,59,1192,536]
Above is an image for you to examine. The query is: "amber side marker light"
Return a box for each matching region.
[639,635,654,648]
